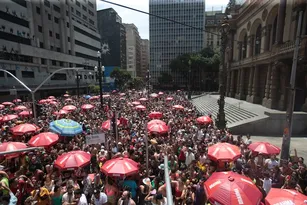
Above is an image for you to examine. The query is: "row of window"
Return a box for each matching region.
[0,70,34,78]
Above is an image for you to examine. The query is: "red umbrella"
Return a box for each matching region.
[2,102,14,106]
[54,151,91,170]
[103,94,110,98]
[119,93,126,96]
[63,94,70,97]
[1,114,18,122]
[28,132,59,147]
[49,101,58,106]
[13,99,22,103]
[11,123,40,136]
[0,142,28,159]
[101,157,139,178]
[173,105,184,110]
[166,97,173,101]
[149,111,163,119]
[132,101,141,106]
[265,188,307,205]
[139,98,148,102]
[248,142,280,155]
[158,91,164,95]
[150,93,159,98]
[19,110,33,117]
[135,105,146,111]
[13,105,27,111]
[148,123,168,134]
[196,116,213,124]
[54,110,69,115]
[38,99,48,104]
[89,96,99,101]
[48,96,55,99]
[81,104,95,110]
[208,143,241,162]
[0,104,5,110]
[101,120,120,131]
[148,119,166,126]
[62,105,77,111]
[204,171,262,205]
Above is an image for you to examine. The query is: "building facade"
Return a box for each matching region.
[149,0,205,87]
[140,39,150,79]
[0,0,101,100]
[97,8,126,69]
[124,23,141,78]
[204,10,225,50]
[225,0,307,111]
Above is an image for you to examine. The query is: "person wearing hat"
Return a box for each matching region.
[139,178,152,205]
[91,188,107,205]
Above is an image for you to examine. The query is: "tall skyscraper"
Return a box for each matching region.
[0,0,101,99]
[124,23,141,78]
[204,10,225,50]
[149,0,205,87]
[140,39,150,79]
[97,8,126,69]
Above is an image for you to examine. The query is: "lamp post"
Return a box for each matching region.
[216,21,230,130]
[146,69,150,98]
[75,72,80,98]
[188,60,192,100]
[97,51,103,109]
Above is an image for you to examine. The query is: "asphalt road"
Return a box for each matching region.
[251,136,307,161]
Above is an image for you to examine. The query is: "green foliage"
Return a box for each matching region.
[89,84,100,94]
[169,47,220,74]
[127,77,144,90]
[158,72,173,84]
[110,68,132,90]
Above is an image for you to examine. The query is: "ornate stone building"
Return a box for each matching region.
[225,0,307,111]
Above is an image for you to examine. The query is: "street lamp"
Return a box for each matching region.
[188,60,192,100]
[75,72,81,98]
[216,21,230,129]
[146,69,150,98]
[97,51,103,109]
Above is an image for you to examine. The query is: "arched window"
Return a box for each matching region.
[272,16,278,45]
[243,34,247,59]
[255,25,262,55]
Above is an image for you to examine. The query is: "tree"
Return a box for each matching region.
[110,68,132,90]
[89,84,100,94]
[127,77,144,90]
[158,72,173,84]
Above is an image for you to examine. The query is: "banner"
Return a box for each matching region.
[86,133,105,145]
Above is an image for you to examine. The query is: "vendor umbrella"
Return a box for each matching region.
[19,110,32,117]
[63,94,70,97]
[2,102,14,106]
[0,105,5,110]
[62,105,77,112]
[13,105,27,111]
[48,96,55,99]
[38,99,48,104]
[196,116,213,124]
[265,188,307,205]
[0,142,28,159]
[148,123,168,134]
[84,95,91,99]
[173,105,184,110]
[1,114,18,122]
[132,101,141,106]
[150,93,159,98]
[101,157,139,178]
[148,119,166,126]
[49,119,83,136]
[139,98,148,102]
[208,143,241,162]
[101,120,120,131]
[135,105,146,111]
[28,132,59,147]
[166,97,173,101]
[54,151,91,170]
[89,96,99,101]
[248,142,280,155]
[11,123,40,136]
[204,171,262,205]
[158,91,164,95]
[81,104,95,110]
[13,99,22,103]
[149,111,163,119]
[54,109,69,115]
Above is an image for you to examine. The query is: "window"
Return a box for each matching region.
[76,0,80,7]
[53,5,61,13]
[52,60,56,65]
[71,7,74,13]
[50,45,54,50]
[49,30,52,37]
[89,19,94,25]
[67,22,70,28]
[76,10,81,17]
[68,50,71,54]
[69,63,73,67]
[60,61,64,66]
[38,25,42,32]
[88,10,94,16]
[55,33,60,39]
[36,7,40,14]
[56,47,61,52]
[51,73,67,80]
[22,71,35,78]
[44,0,50,7]
[68,37,70,42]
[82,5,87,11]
[66,10,69,16]
[0,71,4,77]
[40,42,44,48]
[54,17,59,23]
[88,1,94,8]
[7,70,16,77]
[48,14,51,20]
[41,58,46,64]
[83,15,87,20]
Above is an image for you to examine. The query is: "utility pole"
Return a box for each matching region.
[188,60,192,100]
[280,8,304,162]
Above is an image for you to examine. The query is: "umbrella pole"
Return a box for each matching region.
[0,147,44,156]
[164,155,174,205]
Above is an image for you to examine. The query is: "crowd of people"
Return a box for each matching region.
[0,90,306,205]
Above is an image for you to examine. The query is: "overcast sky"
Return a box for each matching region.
[96,0,229,39]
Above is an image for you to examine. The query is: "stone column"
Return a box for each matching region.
[260,26,266,54]
[229,70,235,97]
[237,41,242,61]
[250,65,260,103]
[236,68,245,100]
[265,61,280,109]
[236,69,241,96]
[278,64,290,110]
[249,35,255,57]
[262,63,272,106]
[276,0,287,44]
[246,66,254,102]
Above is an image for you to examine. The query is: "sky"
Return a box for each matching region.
[96,0,229,39]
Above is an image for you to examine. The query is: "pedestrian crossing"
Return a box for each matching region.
[191,94,259,125]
